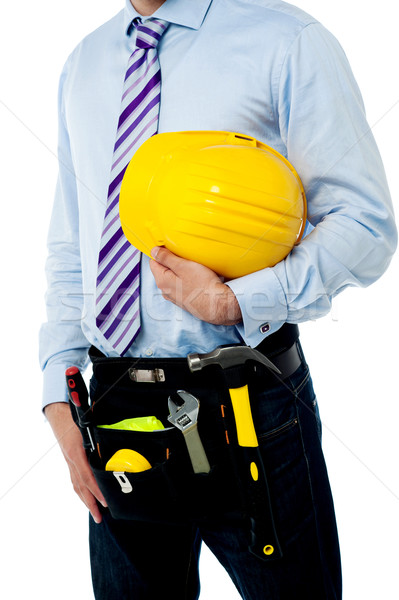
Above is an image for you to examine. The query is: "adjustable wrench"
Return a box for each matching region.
[168,390,211,474]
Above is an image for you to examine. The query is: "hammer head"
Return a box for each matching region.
[187,344,281,375]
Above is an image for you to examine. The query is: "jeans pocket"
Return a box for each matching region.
[258,416,298,442]
[258,410,315,546]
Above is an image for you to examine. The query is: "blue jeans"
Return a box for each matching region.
[89,355,341,599]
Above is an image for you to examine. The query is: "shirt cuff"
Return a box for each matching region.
[226,267,288,347]
[42,362,71,413]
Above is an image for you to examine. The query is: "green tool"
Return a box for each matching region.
[98,416,165,432]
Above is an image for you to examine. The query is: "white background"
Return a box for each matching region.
[0,1,398,598]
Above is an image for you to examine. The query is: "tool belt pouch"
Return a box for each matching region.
[88,375,242,523]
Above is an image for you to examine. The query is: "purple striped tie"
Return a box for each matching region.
[95,17,169,356]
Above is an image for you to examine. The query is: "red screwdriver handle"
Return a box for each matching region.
[66,367,89,410]
[65,366,79,376]
[65,366,95,452]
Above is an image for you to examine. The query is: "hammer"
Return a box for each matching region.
[187,344,283,561]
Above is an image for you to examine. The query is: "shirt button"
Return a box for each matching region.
[145,348,154,356]
[259,322,270,334]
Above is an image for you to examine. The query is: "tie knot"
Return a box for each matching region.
[134,18,169,49]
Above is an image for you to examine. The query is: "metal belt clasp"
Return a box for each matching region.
[129,368,165,383]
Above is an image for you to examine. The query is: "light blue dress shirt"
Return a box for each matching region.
[39,0,397,409]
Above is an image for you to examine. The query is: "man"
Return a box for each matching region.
[40,0,397,598]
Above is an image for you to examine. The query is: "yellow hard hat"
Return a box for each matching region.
[119,131,306,279]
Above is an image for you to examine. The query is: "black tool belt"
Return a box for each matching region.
[86,324,301,532]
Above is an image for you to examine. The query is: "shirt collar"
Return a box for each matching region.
[124,0,212,35]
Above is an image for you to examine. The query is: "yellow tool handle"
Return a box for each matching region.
[228,383,280,559]
[228,384,258,447]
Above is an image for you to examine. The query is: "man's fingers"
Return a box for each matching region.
[149,246,241,324]
[45,403,107,524]
[69,460,106,524]
[82,487,104,525]
[81,465,107,508]
[149,256,171,280]
[151,246,184,273]
[75,481,103,524]
[150,249,179,297]
[71,446,108,507]
[66,439,108,521]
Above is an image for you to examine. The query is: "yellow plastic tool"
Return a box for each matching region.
[105,449,152,473]
[98,416,165,432]
[228,385,259,448]
[119,130,306,279]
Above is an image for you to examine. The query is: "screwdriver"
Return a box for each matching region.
[65,366,96,452]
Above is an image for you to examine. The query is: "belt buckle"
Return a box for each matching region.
[129,368,165,383]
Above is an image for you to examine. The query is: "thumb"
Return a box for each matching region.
[151,246,183,273]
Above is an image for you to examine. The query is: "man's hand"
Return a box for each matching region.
[44,402,107,524]
[149,246,242,325]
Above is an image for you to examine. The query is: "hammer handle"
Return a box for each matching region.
[228,385,258,447]
[228,383,282,560]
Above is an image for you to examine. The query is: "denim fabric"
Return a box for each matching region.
[89,356,341,599]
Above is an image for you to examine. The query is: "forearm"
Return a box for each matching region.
[45,402,76,445]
